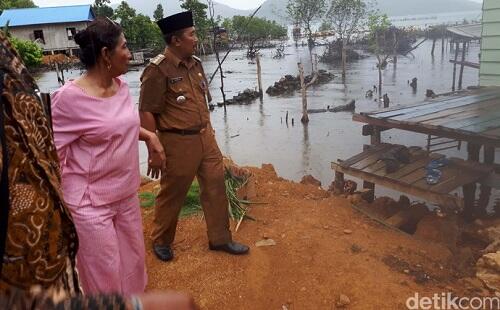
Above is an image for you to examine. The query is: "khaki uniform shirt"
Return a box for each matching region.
[139,49,212,131]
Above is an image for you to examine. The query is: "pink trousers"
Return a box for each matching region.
[67,192,147,296]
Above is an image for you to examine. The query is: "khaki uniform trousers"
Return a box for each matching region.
[152,128,232,247]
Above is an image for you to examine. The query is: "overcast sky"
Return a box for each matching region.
[33,0,483,11]
[33,0,266,10]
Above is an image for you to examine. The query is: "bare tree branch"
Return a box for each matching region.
[208,5,262,84]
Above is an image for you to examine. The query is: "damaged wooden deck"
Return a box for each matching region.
[354,87,500,148]
[331,143,493,209]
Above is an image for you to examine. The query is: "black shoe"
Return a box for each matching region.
[209,241,249,255]
[153,244,174,262]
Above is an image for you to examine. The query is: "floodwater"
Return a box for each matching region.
[35,39,493,201]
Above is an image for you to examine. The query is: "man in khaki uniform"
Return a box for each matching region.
[139,11,249,261]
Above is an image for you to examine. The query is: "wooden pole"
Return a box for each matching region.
[60,67,65,85]
[452,42,459,91]
[298,62,309,123]
[463,143,481,221]
[298,57,318,124]
[392,31,398,65]
[341,39,347,82]
[378,65,382,97]
[458,41,467,90]
[478,146,495,213]
[256,53,263,98]
[370,126,381,145]
[362,126,382,202]
[441,28,445,55]
[334,171,345,194]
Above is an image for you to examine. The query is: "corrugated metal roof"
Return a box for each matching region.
[0,5,95,27]
[447,23,482,40]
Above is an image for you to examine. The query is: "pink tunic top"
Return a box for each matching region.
[51,78,140,206]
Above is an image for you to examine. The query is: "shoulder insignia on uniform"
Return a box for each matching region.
[192,55,202,63]
[150,54,166,65]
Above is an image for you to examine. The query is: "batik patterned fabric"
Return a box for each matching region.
[0,30,79,292]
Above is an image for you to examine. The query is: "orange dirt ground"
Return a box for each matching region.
[139,164,490,309]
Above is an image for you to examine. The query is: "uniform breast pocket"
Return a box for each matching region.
[168,77,189,104]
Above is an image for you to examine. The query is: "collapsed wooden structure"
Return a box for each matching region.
[332,87,500,220]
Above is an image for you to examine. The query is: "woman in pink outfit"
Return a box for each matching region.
[51,18,165,295]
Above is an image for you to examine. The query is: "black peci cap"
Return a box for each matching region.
[156,11,194,35]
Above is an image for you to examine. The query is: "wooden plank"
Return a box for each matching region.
[398,156,492,194]
[351,145,402,170]
[339,143,390,168]
[352,113,500,148]
[331,162,463,209]
[363,160,386,174]
[460,117,500,133]
[414,99,500,125]
[451,157,495,174]
[399,168,426,185]
[356,93,466,118]
[379,158,426,179]
[361,89,481,117]
[483,127,500,138]
[422,109,486,126]
[436,108,500,128]
[368,90,500,119]
[480,172,500,190]
[431,110,500,129]
[380,153,443,179]
[408,98,500,124]
[359,88,491,118]
[362,124,391,136]
[449,60,480,69]
[388,93,500,121]
[370,148,429,176]
[414,164,476,194]
[351,152,384,170]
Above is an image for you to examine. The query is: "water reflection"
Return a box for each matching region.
[301,123,310,178]
[34,40,481,187]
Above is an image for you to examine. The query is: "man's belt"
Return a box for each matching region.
[158,128,202,135]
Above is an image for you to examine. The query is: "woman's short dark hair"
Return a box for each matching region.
[74,17,123,69]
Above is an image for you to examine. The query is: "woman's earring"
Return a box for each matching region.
[107,63,111,71]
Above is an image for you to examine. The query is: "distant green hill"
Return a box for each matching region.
[118,0,481,23]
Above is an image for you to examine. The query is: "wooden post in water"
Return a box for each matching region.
[458,41,467,90]
[441,27,445,55]
[298,58,318,124]
[392,31,398,66]
[478,146,495,213]
[298,62,309,123]
[256,53,263,98]
[54,61,65,85]
[362,126,381,202]
[341,39,347,81]
[463,143,481,221]
[452,42,460,91]
[60,67,65,85]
